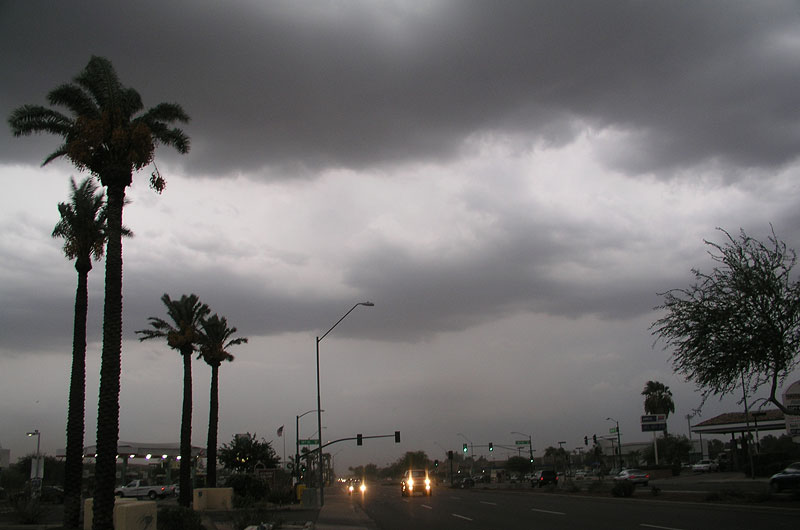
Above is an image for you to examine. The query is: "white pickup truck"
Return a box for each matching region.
[114,479,171,499]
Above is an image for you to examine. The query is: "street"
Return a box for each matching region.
[352,484,799,530]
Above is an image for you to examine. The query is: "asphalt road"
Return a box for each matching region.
[355,484,799,530]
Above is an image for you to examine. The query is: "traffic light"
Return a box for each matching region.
[489,442,493,452]
[357,434,363,446]
[584,436,588,446]
[434,459,439,468]
[395,431,401,443]
[593,434,597,444]
[462,443,468,453]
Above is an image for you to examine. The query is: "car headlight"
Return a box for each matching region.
[425,478,431,488]
[360,483,366,493]
[408,478,414,488]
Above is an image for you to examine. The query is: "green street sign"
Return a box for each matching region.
[609,427,618,434]
[515,440,530,445]
[299,439,319,445]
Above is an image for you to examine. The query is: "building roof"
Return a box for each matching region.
[691,409,786,435]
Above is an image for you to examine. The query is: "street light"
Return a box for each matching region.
[26,430,41,495]
[606,417,622,469]
[316,301,374,507]
[296,409,323,483]
[511,431,534,474]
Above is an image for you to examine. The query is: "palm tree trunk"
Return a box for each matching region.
[64,262,90,529]
[93,183,125,530]
[179,350,193,507]
[207,364,220,488]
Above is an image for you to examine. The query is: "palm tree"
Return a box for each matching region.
[52,177,110,528]
[9,56,189,529]
[8,56,189,529]
[642,380,676,434]
[136,294,209,506]
[197,314,248,487]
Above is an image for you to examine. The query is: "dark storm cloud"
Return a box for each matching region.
[3,1,800,178]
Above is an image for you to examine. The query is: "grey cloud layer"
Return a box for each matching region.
[2,1,799,177]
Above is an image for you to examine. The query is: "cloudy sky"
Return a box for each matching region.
[2,0,800,472]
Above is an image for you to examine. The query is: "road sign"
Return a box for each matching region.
[641,423,667,432]
[641,414,667,423]
[515,440,530,445]
[298,439,319,445]
[609,427,618,434]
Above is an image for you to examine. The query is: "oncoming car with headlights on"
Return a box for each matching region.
[401,469,431,497]
[347,479,367,495]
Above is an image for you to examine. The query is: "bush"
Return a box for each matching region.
[611,480,635,498]
[158,506,204,530]
[13,496,44,524]
[225,474,269,501]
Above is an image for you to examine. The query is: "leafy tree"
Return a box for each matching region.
[51,177,111,528]
[642,380,675,433]
[197,314,248,487]
[505,456,531,476]
[642,434,692,466]
[652,227,800,414]
[218,433,279,473]
[137,294,209,506]
[707,439,726,460]
[9,56,190,529]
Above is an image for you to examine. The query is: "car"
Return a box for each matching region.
[769,462,800,492]
[456,476,475,488]
[401,470,431,497]
[614,469,649,486]
[531,470,558,488]
[347,479,366,495]
[692,459,718,473]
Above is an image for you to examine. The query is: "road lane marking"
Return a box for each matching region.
[452,513,473,521]
[480,501,497,506]
[531,508,565,515]
[422,504,433,510]
[641,525,685,530]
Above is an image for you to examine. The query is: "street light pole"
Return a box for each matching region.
[606,417,621,469]
[511,431,534,476]
[296,409,322,484]
[26,430,41,496]
[316,301,374,507]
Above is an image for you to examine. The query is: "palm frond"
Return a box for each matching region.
[8,105,73,137]
[48,83,99,119]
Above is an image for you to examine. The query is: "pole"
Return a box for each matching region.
[295,415,300,483]
[314,301,373,507]
[316,337,324,506]
[741,372,755,478]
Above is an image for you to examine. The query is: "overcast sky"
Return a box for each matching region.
[2,0,800,473]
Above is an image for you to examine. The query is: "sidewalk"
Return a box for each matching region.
[314,491,376,530]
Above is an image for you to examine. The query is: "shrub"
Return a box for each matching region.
[158,506,204,530]
[13,496,44,524]
[611,480,635,498]
[225,474,269,501]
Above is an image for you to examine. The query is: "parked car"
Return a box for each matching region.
[531,470,558,488]
[401,469,431,497]
[769,462,800,492]
[614,469,649,486]
[692,459,718,473]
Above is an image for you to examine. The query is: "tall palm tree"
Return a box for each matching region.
[197,314,247,487]
[642,380,675,434]
[136,294,209,506]
[52,177,109,528]
[9,56,189,529]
